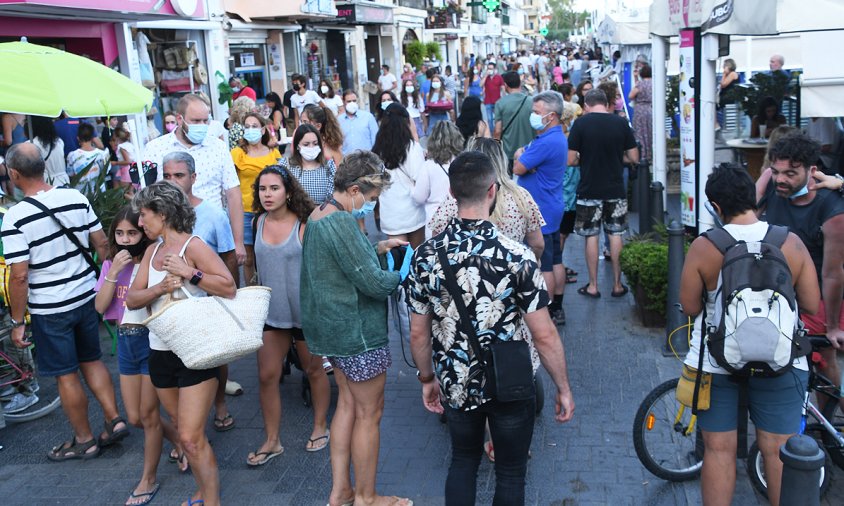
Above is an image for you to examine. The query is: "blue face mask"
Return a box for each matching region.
[789,183,809,200]
[380,100,393,111]
[243,127,262,144]
[351,194,376,219]
[529,112,549,131]
[184,123,208,144]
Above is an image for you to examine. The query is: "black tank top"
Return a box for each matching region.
[762,182,844,288]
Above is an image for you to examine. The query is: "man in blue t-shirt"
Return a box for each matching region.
[513,90,568,323]
[161,151,238,431]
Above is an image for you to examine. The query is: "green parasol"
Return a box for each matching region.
[0,39,153,117]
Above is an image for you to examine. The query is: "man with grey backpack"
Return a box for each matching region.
[679,164,819,506]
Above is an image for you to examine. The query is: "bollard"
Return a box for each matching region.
[779,434,824,506]
[649,181,665,230]
[663,220,687,356]
[637,163,652,234]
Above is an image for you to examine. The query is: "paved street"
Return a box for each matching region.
[1,226,842,505]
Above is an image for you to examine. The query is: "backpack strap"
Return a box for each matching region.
[762,224,789,248]
[701,227,737,255]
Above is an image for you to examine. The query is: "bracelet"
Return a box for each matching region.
[833,174,844,194]
[104,276,118,283]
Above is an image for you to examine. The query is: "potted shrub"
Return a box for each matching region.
[620,232,669,327]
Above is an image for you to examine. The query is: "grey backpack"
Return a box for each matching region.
[702,225,808,377]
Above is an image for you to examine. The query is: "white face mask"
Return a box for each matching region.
[300,145,321,161]
[431,81,442,90]
[405,85,414,93]
[345,101,359,115]
[320,85,329,94]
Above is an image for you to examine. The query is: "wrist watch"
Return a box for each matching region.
[9,317,25,328]
[189,270,204,285]
[832,173,844,194]
[417,370,435,384]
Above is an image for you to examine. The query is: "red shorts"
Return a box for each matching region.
[801,299,844,335]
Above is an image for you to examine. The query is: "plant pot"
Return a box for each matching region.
[633,284,667,328]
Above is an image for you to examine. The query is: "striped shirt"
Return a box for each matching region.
[1,188,102,314]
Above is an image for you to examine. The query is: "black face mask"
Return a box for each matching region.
[293,84,301,92]
[118,241,147,258]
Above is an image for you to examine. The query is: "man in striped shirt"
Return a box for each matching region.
[2,143,127,460]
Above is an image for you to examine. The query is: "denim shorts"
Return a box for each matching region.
[329,346,391,383]
[243,211,255,246]
[697,370,808,434]
[117,326,151,375]
[539,232,562,272]
[30,299,102,377]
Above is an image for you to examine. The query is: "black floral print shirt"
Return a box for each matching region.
[407,218,549,410]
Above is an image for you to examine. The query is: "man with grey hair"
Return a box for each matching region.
[568,88,638,299]
[1,143,128,460]
[162,151,239,431]
[513,90,569,324]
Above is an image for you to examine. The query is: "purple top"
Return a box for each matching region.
[94,260,133,322]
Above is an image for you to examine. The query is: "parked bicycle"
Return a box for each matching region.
[633,333,843,498]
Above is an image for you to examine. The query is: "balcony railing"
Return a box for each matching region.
[398,0,427,9]
[426,10,462,29]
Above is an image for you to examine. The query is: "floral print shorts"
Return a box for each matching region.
[330,346,392,382]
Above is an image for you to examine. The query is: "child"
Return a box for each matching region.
[94,206,184,505]
[109,126,135,188]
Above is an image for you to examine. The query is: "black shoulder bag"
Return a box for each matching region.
[436,245,535,402]
[24,197,100,278]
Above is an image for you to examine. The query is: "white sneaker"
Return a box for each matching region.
[224,380,243,396]
[3,393,38,413]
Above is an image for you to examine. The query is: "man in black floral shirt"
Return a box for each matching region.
[407,151,575,505]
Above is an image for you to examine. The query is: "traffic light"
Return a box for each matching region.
[482,0,500,13]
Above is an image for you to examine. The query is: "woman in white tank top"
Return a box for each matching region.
[126,182,236,506]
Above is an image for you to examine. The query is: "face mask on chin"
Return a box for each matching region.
[117,241,147,258]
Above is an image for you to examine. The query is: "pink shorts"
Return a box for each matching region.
[116,165,131,184]
[801,300,844,335]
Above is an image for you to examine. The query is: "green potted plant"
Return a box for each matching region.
[620,231,670,327]
[405,40,426,70]
[732,70,794,120]
[424,41,442,65]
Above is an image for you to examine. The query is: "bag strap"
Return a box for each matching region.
[701,227,737,255]
[762,224,789,248]
[436,245,488,367]
[24,196,100,277]
[691,296,707,416]
[437,163,449,178]
[501,95,529,137]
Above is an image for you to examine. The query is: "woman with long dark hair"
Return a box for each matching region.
[371,102,426,248]
[425,74,454,136]
[280,123,336,205]
[317,79,344,116]
[574,79,593,106]
[301,104,344,166]
[264,92,284,140]
[376,90,399,122]
[455,95,490,145]
[400,78,425,139]
[751,96,786,139]
[30,116,69,186]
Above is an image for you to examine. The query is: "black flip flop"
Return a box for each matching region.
[611,285,629,298]
[577,284,601,299]
[565,268,578,277]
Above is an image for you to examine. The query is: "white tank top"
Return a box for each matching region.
[684,221,807,373]
[146,236,206,351]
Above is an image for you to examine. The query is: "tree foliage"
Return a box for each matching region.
[547,0,589,41]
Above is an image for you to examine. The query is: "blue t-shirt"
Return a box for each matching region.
[54,118,98,156]
[193,201,235,253]
[517,127,567,234]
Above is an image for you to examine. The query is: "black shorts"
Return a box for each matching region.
[148,350,220,389]
[263,325,305,342]
[559,210,576,235]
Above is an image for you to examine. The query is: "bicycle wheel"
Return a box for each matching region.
[4,394,61,423]
[820,398,844,469]
[746,441,831,498]
[633,378,703,481]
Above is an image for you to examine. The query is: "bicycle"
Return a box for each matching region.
[633,332,844,498]
[0,313,61,423]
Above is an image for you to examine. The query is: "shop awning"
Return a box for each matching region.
[0,0,206,22]
[224,0,336,23]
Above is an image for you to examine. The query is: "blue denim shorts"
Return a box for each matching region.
[697,369,808,434]
[539,232,562,272]
[29,299,102,377]
[117,326,151,375]
[243,211,255,246]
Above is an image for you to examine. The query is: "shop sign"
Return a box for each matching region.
[335,2,393,24]
[678,29,697,228]
[0,0,205,18]
[301,0,335,16]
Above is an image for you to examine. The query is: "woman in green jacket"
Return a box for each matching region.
[301,151,413,506]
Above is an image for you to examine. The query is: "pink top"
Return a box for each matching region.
[553,67,564,85]
[94,260,133,322]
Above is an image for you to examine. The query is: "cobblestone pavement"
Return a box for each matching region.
[1,230,842,505]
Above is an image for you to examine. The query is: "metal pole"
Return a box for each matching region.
[637,160,651,233]
[649,181,665,230]
[651,36,668,195]
[779,434,824,506]
[663,220,687,356]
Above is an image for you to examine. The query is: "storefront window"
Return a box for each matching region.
[230,44,269,102]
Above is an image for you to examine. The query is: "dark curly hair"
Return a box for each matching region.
[251,165,315,223]
[767,132,821,170]
[371,102,412,170]
[705,163,757,219]
[107,205,151,260]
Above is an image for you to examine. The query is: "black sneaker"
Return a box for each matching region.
[553,307,566,325]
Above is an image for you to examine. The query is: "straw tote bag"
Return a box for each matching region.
[143,286,271,369]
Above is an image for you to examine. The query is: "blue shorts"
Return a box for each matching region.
[30,299,102,377]
[117,326,151,375]
[697,370,808,435]
[539,232,562,272]
[243,211,255,246]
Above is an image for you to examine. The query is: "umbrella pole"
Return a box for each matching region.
[26,115,33,139]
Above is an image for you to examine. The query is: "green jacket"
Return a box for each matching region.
[300,211,400,357]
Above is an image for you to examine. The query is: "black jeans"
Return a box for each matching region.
[444,397,536,505]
